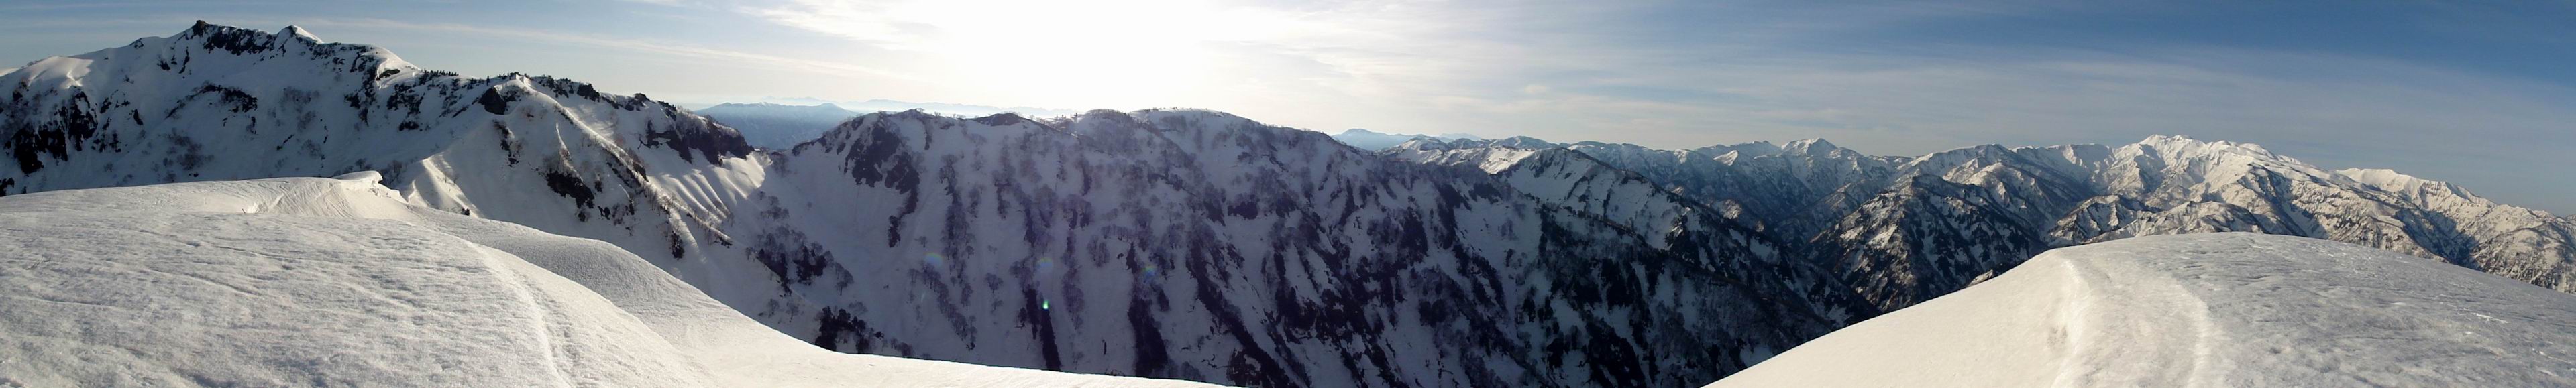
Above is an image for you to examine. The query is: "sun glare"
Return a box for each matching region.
[782,0,1302,107]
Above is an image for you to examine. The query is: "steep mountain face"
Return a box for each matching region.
[1566,139,1904,241]
[727,109,1831,387]
[1406,135,2576,318]
[1809,144,2103,312]
[695,102,859,149]
[1385,139,1862,321]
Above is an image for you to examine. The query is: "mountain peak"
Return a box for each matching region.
[279,25,319,42]
[1340,128,1384,136]
[2127,135,2284,166]
[1783,138,1840,154]
[159,21,352,57]
[1490,136,1558,149]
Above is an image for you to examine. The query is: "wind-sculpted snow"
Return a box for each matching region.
[0,174,1216,387]
[1712,233,2576,387]
[736,109,1830,387]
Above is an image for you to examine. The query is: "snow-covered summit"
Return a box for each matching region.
[0,20,763,282]
[1713,233,2576,387]
[0,174,1215,387]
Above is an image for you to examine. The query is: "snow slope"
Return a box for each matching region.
[1711,233,2576,387]
[0,174,1215,387]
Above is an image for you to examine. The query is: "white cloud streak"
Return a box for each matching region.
[288,18,920,82]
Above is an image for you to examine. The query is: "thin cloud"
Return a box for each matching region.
[289,18,921,82]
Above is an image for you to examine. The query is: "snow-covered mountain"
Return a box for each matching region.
[1810,135,2576,314]
[13,21,2574,387]
[0,22,770,302]
[1330,128,1485,151]
[1713,233,2576,387]
[1,23,1836,387]
[695,102,859,149]
[0,174,1216,387]
[1401,135,2576,319]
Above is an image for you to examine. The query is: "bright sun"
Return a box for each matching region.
[774,0,1302,108]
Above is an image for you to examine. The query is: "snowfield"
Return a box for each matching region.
[0,174,1215,387]
[1710,233,2576,387]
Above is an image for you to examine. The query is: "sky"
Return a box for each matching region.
[1,0,2571,213]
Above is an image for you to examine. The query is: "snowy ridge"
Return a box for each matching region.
[1712,233,2576,387]
[0,174,1214,387]
[1380,137,1554,173]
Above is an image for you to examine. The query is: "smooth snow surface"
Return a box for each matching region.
[0,175,1216,387]
[1712,233,2576,387]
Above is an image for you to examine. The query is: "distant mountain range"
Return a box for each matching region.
[1391,134,2576,319]
[688,98,1084,118]
[694,103,861,149]
[1328,128,1485,150]
[5,22,2571,387]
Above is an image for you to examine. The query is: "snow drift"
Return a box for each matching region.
[1710,233,2576,387]
[0,174,1212,387]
